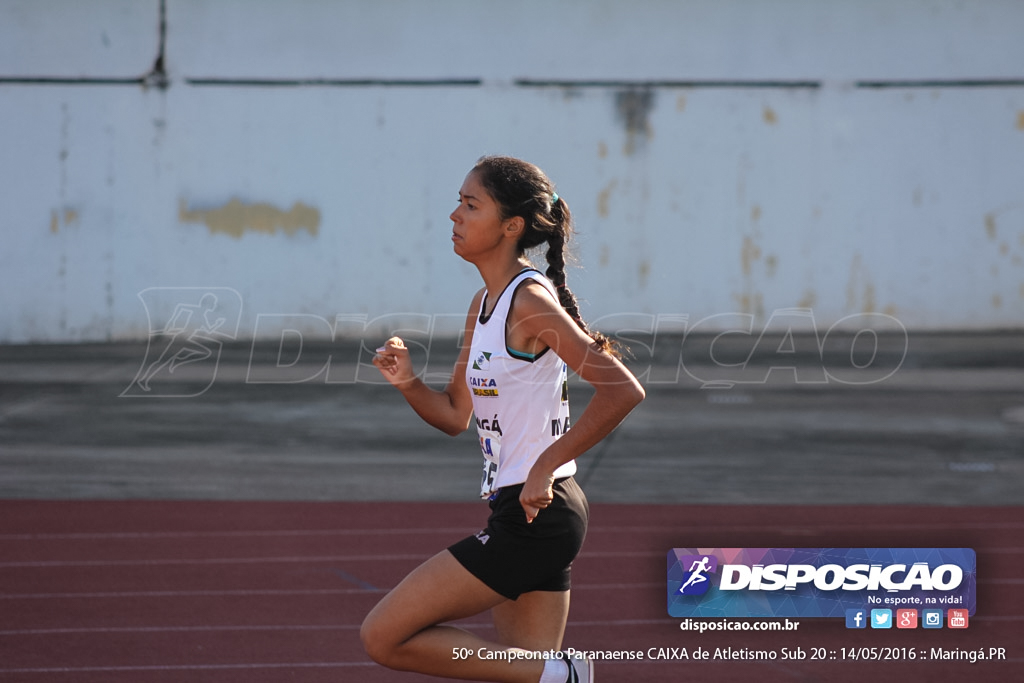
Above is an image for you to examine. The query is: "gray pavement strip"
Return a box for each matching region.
[1,334,1022,505]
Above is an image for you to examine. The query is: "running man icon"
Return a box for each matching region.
[122,287,242,398]
[678,555,716,595]
[136,293,226,391]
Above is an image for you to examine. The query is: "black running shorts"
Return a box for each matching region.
[448,477,589,600]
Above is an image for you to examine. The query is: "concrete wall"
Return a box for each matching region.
[3,0,1023,343]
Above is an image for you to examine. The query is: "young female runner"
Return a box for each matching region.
[361,155,645,682]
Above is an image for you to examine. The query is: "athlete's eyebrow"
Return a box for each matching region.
[459,191,480,202]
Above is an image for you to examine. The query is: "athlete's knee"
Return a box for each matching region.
[359,613,393,666]
[361,609,412,669]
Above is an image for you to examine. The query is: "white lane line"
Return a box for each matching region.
[0,662,377,673]
[0,527,471,541]
[3,519,1020,542]
[0,550,671,568]
[0,577,1019,601]
[0,588,386,600]
[0,553,431,568]
[2,615,1021,640]
[3,547,1020,569]
[0,582,667,601]
[0,618,681,638]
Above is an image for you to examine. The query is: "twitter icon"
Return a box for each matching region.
[870,609,893,629]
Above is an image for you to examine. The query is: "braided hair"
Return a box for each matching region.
[471,155,617,356]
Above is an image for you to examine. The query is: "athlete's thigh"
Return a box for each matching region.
[363,550,508,645]
[491,589,570,651]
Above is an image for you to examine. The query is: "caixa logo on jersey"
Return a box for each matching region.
[667,548,976,619]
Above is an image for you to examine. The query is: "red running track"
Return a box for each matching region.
[0,500,1021,682]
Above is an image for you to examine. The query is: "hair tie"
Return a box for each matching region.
[550,192,559,207]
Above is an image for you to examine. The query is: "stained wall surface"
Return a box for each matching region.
[3,0,1023,343]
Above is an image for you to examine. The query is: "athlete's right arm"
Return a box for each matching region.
[371,290,480,436]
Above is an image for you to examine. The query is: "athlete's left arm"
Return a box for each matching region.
[511,283,646,522]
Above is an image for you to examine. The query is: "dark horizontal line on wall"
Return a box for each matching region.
[185,77,483,87]
[515,79,822,89]
[856,79,1024,89]
[8,76,1020,90]
[0,76,145,85]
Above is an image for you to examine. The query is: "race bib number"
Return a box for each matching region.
[478,429,501,498]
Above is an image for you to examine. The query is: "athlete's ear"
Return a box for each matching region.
[503,215,525,238]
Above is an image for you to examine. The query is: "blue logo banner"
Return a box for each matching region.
[667,548,976,618]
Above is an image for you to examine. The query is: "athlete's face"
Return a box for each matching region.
[450,171,509,261]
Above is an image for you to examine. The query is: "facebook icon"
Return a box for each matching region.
[846,609,867,629]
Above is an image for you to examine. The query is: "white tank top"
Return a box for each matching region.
[467,269,576,498]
